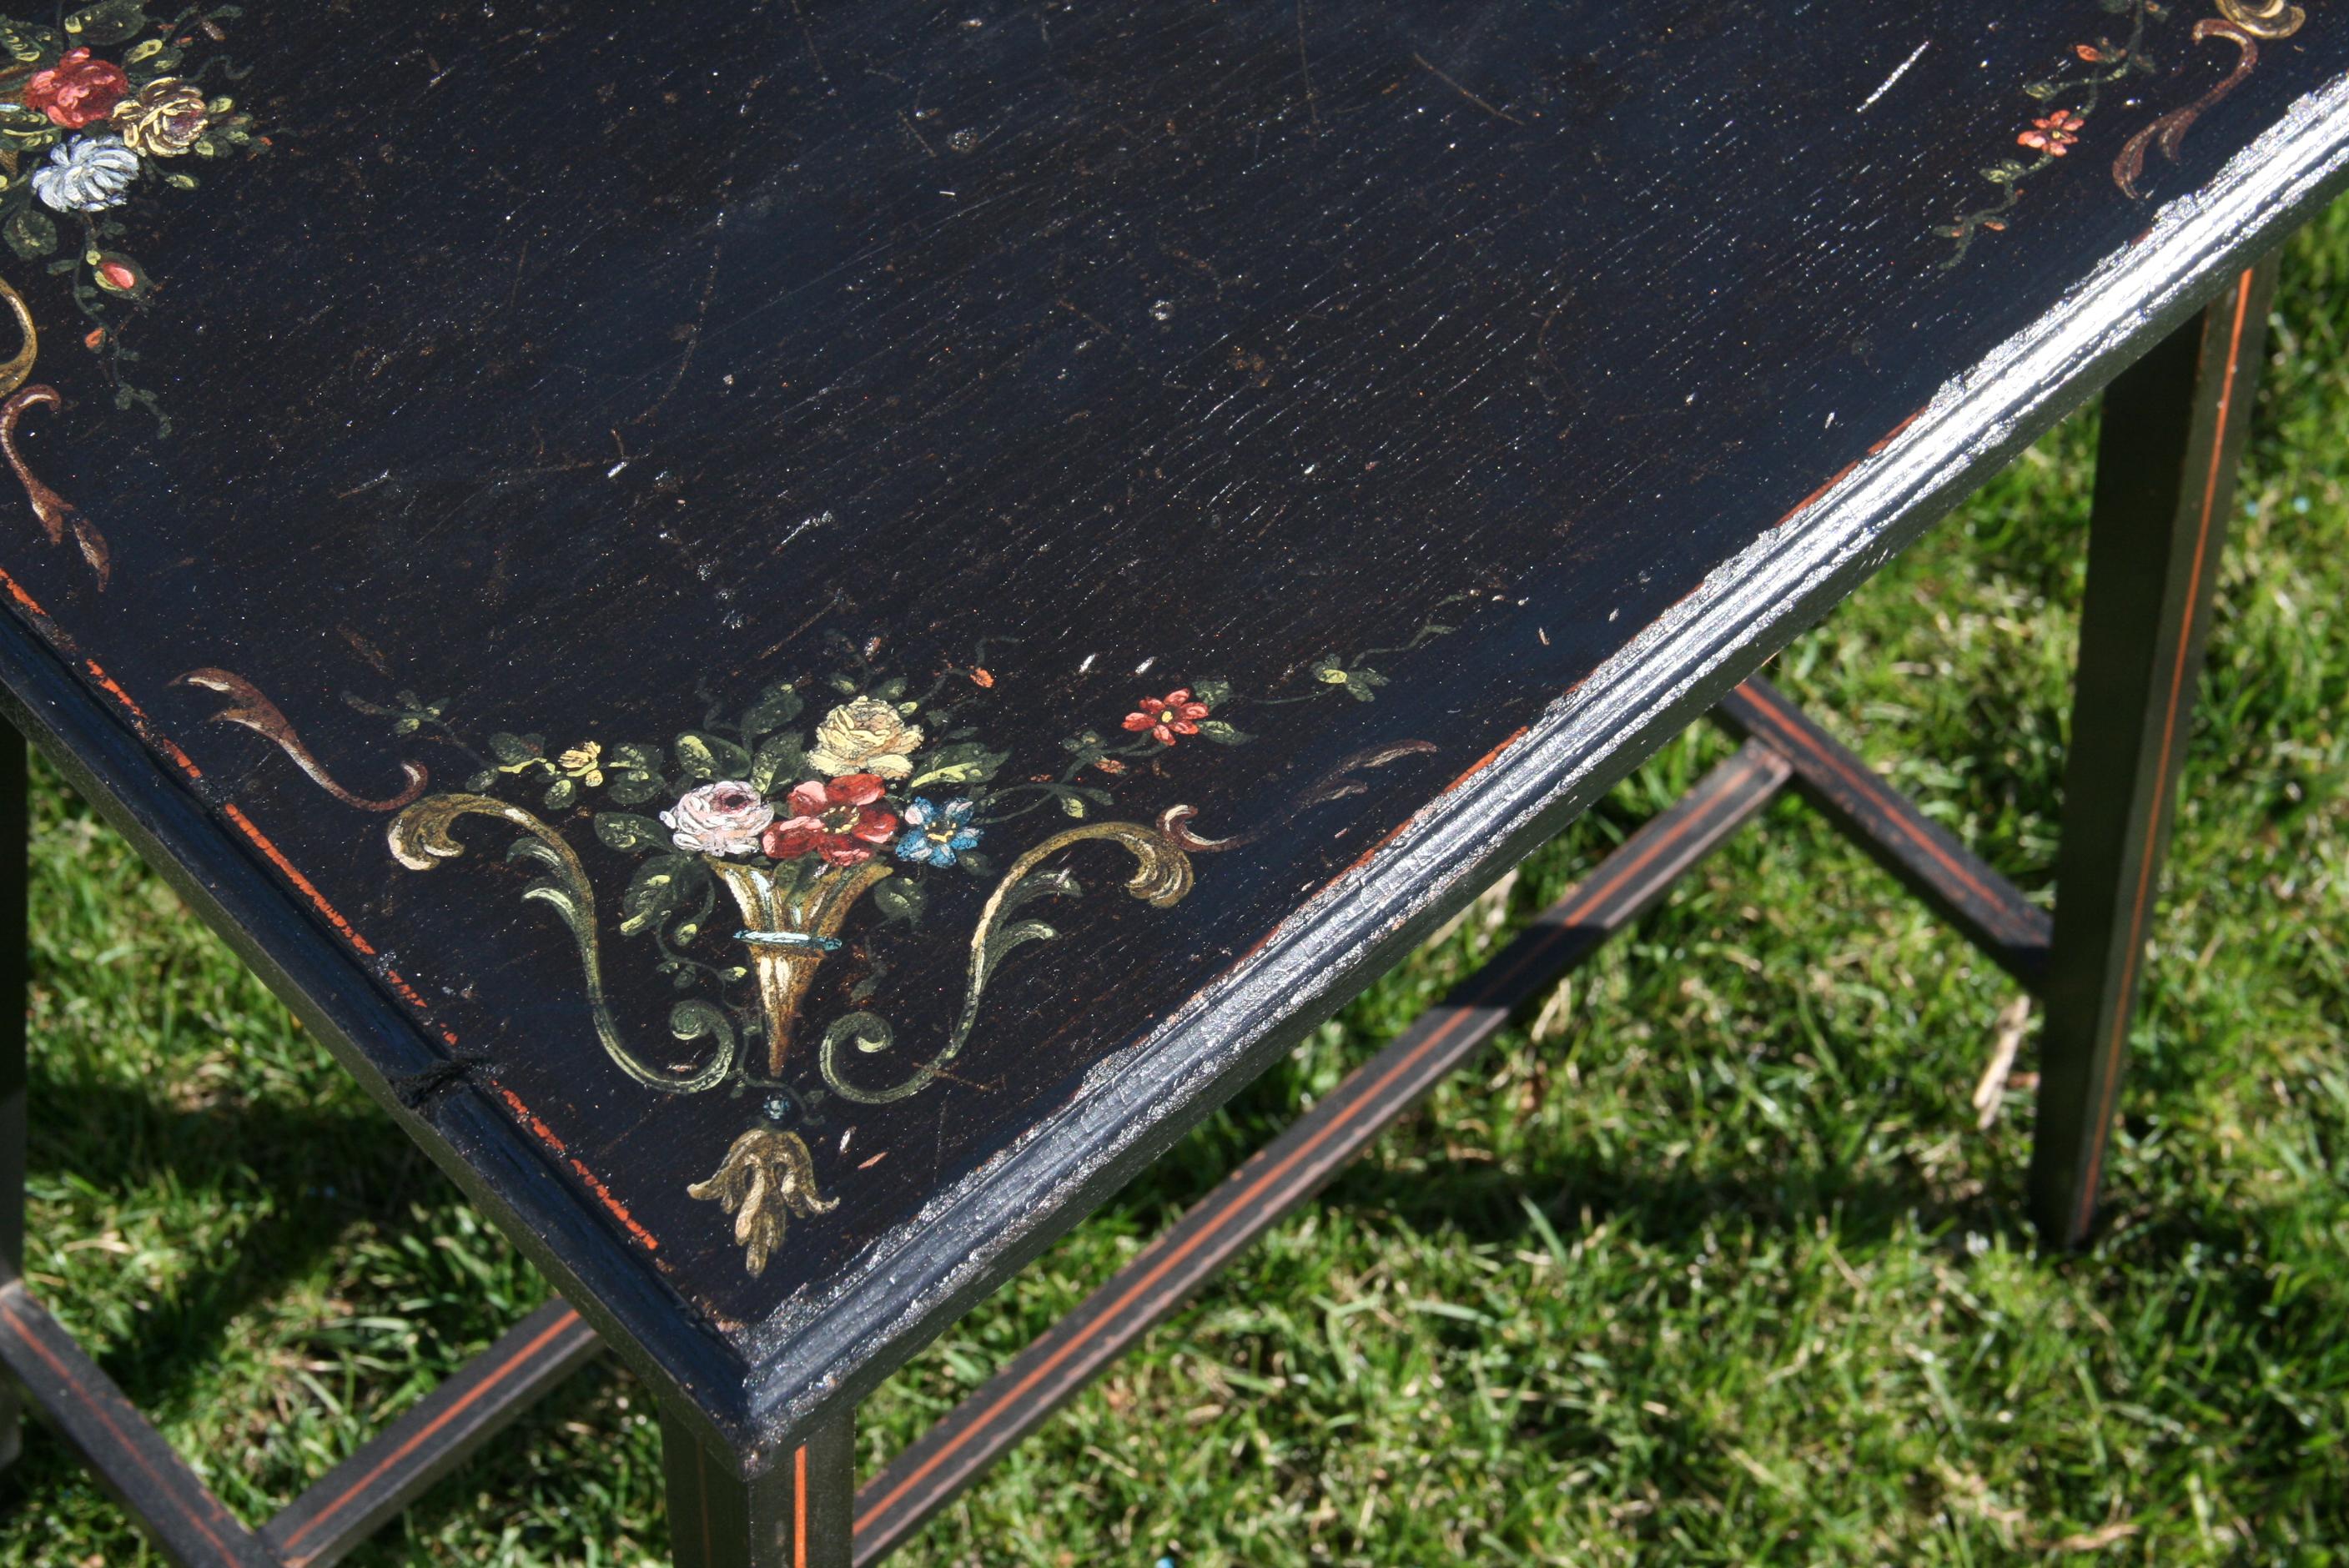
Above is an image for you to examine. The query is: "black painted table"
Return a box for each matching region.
[0,1,2341,1562]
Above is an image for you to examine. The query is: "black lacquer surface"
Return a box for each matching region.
[1,0,2343,1454]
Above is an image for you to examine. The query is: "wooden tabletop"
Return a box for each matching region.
[1,0,2344,1467]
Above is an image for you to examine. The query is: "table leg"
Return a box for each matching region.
[662,1405,854,1568]
[2029,260,2277,1248]
[0,725,26,1471]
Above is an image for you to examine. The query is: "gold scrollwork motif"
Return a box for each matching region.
[687,1128,837,1279]
[359,624,1474,1276]
[0,277,104,587]
[390,792,1195,1113]
[389,793,743,1094]
[816,820,1196,1106]
[711,855,893,1077]
[0,278,33,400]
[2113,1,2299,201]
[2216,0,2305,38]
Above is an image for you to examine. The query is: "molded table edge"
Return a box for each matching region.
[722,69,2349,1470]
[0,70,2341,1475]
[0,626,757,1460]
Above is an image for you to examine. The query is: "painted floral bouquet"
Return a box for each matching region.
[375,641,1291,1272]
[194,618,1461,1275]
[0,1,259,425]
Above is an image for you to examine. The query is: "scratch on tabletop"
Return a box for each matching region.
[1054,295,1137,358]
[787,0,829,82]
[1859,40,1930,113]
[898,108,938,158]
[752,583,847,665]
[773,510,835,555]
[1296,0,1322,130]
[1412,52,1526,126]
[636,207,732,426]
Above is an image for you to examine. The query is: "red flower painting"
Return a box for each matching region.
[761,774,898,866]
[2016,108,2085,157]
[22,48,128,128]
[1122,687,1212,745]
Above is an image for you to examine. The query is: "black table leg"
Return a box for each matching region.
[2029,261,2277,1249]
[1,724,27,1472]
[663,1406,854,1568]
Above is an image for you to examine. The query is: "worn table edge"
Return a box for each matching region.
[0,63,2341,1472]
[0,620,757,1460]
[718,68,2349,1470]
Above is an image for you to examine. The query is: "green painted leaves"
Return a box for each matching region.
[907,741,1007,791]
[0,0,260,435]
[4,209,56,262]
[674,731,752,781]
[741,682,804,741]
[486,731,543,767]
[870,877,926,925]
[750,732,808,793]
[594,813,670,854]
[621,852,700,937]
[0,18,56,60]
[1934,0,2177,266]
[602,742,666,806]
[63,0,148,46]
[1310,655,1390,704]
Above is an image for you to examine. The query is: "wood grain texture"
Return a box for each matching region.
[0,1,2341,1463]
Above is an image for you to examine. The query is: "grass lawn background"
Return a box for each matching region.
[3,198,2346,1565]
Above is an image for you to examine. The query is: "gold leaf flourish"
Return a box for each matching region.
[0,276,33,400]
[818,818,1195,1104]
[687,1128,837,1279]
[0,279,105,589]
[2216,0,2304,38]
[389,792,741,1093]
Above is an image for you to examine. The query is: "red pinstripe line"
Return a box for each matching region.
[276,1308,586,1559]
[795,1444,809,1567]
[854,752,1777,1533]
[2075,266,2259,1233]
[1,1293,250,1563]
[1735,685,2027,935]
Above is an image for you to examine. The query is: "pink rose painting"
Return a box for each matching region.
[659,780,774,857]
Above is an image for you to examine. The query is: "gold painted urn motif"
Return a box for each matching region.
[707,853,893,1078]
[349,622,1462,1274]
[382,672,1220,1277]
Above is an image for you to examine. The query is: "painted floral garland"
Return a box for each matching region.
[0,2,260,430]
[1933,0,2307,266]
[189,613,1467,1276]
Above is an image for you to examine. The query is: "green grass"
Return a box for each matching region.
[6,198,2349,1565]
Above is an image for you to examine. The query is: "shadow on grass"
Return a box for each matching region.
[19,1083,450,1413]
[10,1056,2341,1562]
